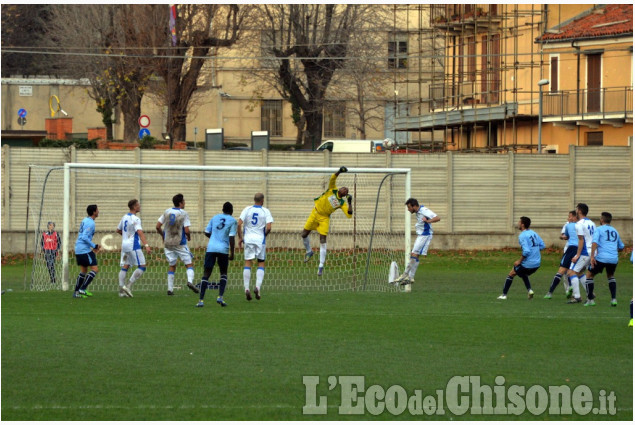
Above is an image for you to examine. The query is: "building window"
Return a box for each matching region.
[550,56,559,93]
[323,102,346,138]
[388,35,408,69]
[587,131,603,146]
[261,100,283,136]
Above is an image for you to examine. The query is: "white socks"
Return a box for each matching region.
[243,267,251,291]
[167,272,175,291]
[404,256,419,278]
[186,267,195,284]
[303,237,311,253]
[319,243,327,267]
[244,266,266,290]
[570,274,580,299]
[119,268,128,287]
[129,268,144,288]
[256,267,265,289]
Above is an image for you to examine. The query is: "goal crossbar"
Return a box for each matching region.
[61,163,412,290]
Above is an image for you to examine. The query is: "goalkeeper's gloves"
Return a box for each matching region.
[339,166,348,173]
[346,195,353,203]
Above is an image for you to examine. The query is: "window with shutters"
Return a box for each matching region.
[261,100,283,136]
[550,56,559,93]
[323,102,346,138]
[586,131,603,146]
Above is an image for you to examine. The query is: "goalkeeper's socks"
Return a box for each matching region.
[167,271,175,292]
[80,270,97,290]
[319,243,327,265]
[256,267,265,287]
[502,276,514,295]
[548,273,562,293]
[74,273,86,292]
[302,237,311,253]
[119,268,128,287]
[219,274,227,297]
[243,267,251,291]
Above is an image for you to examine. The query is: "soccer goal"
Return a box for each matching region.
[27,163,411,293]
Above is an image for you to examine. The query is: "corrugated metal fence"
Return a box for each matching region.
[2,145,632,252]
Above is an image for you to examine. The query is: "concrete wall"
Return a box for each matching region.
[1,145,632,254]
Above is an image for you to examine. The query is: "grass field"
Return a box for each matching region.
[1,250,632,420]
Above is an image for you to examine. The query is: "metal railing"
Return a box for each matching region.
[543,86,633,119]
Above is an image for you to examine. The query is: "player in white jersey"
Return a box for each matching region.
[391,198,440,290]
[566,203,596,304]
[116,199,151,298]
[156,193,198,296]
[237,193,274,301]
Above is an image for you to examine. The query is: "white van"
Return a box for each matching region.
[316,139,385,153]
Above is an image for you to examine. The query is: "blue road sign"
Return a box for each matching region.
[138,128,151,139]
[18,108,27,118]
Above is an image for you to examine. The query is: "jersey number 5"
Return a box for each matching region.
[251,213,259,225]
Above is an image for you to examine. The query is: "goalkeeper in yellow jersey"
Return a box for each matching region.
[301,166,353,276]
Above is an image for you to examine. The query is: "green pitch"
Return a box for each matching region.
[2,250,632,420]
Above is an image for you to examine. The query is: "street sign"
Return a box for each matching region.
[18,108,27,118]
[138,128,151,139]
[18,117,27,126]
[138,115,151,128]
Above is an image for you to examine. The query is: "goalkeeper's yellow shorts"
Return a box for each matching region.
[303,208,330,236]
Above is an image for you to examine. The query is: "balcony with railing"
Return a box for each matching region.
[543,86,633,128]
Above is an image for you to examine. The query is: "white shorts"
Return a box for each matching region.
[412,234,433,256]
[569,254,590,273]
[120,249,146,267]
[244,243,266,261]
[164,245,193,266]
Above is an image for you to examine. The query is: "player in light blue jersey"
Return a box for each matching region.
[391,198,440,290]
[584,212,624,307]
[545,210,578,299]
[73,204,100,298]
[196,202,237,308]
[498,216,545,300]
[567,203,596,304]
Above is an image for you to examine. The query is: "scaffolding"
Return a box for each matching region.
[392,4,546,152]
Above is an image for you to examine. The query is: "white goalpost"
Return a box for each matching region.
[29,163,411,293]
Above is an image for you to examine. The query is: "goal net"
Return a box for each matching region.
[27,164,411,294]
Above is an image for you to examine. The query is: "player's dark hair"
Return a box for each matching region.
[405,198,419,207]
[601,212,612,223]
[87,204,98,216]
[128,199,138,210]
[173,194,184,207]
[569,210,576,216]
[254,193,264,204]
[520,216,531,229]
[223,202,233,215]
[576,203,589,216]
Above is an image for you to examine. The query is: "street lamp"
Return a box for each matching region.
[537,79,549,154]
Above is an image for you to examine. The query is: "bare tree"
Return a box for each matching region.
[253,5,386,149]
[158,4,250,143]
[46,5,163,141]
